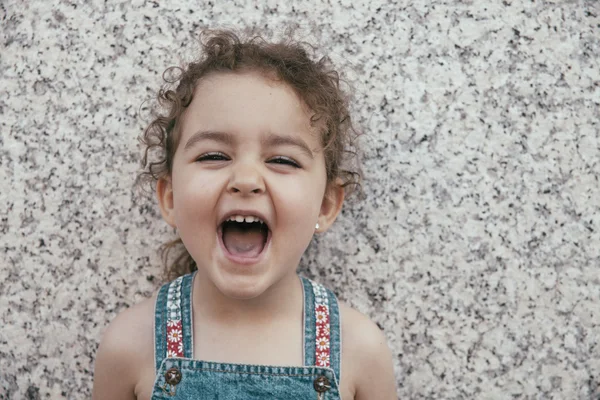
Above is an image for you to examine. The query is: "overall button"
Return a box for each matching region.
[165,367,182,385]
[313,375,331,392]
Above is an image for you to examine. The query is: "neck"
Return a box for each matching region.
[192,271,303,325]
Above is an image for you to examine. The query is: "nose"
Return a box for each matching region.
[227,162,265,196]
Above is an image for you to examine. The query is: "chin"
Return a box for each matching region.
[214,275,270,300]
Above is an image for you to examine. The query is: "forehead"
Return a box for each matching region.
[179,71,321,145]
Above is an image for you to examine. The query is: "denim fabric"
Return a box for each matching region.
[151,273,342,400]
[302,276,317,367]
[154,275,195,371]
[327,284,342,381]
[152,360,340,399]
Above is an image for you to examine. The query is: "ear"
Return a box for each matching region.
[156,177,177,228]
[316,179,345,233]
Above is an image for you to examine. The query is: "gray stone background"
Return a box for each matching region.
[1,0,599,399]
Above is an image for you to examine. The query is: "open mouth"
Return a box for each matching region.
[219,217,270,260]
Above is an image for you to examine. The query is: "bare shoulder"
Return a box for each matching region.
[339,302,389,353]
[339,302,398,400]
[92,293,157,400]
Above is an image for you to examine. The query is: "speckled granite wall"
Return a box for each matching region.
[1,0,599,398]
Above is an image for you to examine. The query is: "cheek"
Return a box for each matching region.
[273,175,326,225]
[171,168,222,220]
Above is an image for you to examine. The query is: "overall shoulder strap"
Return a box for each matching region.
[301,277,342,379]
[154,273,195,372]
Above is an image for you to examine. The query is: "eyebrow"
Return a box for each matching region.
[261,133,314,159]
[184,130,234,150]
[184,130,314,159]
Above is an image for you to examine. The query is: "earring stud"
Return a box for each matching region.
[315,223,320,230]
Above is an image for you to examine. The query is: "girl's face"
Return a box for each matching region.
[157,71,343,300]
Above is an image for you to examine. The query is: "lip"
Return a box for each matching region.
[217,224,272,266]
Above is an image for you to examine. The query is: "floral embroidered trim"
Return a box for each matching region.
[312,281,331,367]
[166,277,184,358]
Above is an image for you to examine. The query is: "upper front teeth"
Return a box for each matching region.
[227,215,264,224]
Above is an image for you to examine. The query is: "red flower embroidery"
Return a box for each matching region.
[313,291,331,368]
[166,320,184,358]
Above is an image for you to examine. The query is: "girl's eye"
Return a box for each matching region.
[195,152,229,162]
[268,156,301,168]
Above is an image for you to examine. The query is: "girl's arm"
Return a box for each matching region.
[341,304,398,400]
[92,299,154,400]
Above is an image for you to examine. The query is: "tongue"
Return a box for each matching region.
[222,224,265,257]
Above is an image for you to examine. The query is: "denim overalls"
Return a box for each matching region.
[150,273,343,399]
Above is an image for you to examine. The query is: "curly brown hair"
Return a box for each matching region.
[137,29,361,281]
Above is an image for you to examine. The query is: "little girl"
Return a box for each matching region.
[92,30,396,400]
